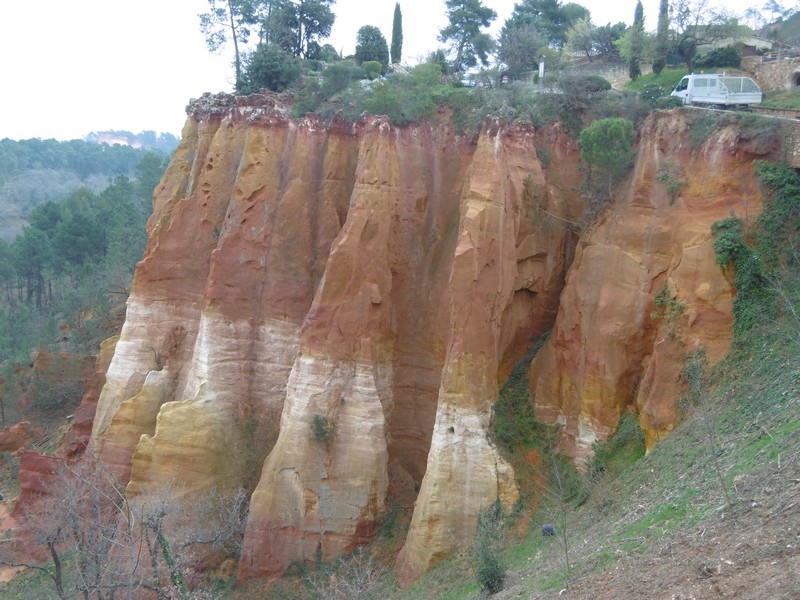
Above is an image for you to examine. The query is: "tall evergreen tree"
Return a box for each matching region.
[267,0,336,59]
[653,0,670,74]
[504,0,589,50]
[355,25,390,70]
[629,0,644,80]
[391,2,403,64]
[439,0,497,73]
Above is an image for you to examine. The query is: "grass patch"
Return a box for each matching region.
[590,412,646,478]
[621,493,698,540]
[761,87,800,109]
[735,419,800,474]
[623,67,688,95]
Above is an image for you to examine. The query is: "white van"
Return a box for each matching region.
[671,74,762,107]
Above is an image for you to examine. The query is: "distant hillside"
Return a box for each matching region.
[759,11,800,47]
[84,130,180,154]
[0,137,171,241]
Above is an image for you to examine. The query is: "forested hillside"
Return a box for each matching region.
[0,143,167,427]
[0,137,173,240]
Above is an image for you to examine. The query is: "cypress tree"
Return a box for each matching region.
[629,0,644,80]
[391,2,403,64]
[653,0,669,74]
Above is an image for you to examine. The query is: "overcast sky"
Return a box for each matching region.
[0,0,753,141]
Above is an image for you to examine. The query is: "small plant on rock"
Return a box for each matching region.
[651,285,686,340]
[311,414,334,444]
[655,162,687,204]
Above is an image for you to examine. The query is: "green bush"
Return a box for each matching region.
[655,162,687,204]
[736,113,783,156]
[694,46,741,69]
[590,90,653,125]
[640,82,667,103]
[654,95,684,109]
[590,412,646,477]
[559,74,611,96]
[293,61,365,115]
[632,82,683,111]
[712,216,774,336]
[362,61,382,80]
[578,117,635,204]
[491,336,551,452]
[753,160,800,263]
[361,63,446,124]
[470,501,506,594]
[301,59,323,73]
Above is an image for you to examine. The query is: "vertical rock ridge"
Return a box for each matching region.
[239,116,405,579]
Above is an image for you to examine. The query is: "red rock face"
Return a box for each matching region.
[0,422,43,454]
[530,111,766,463]
[79,99,765,584]
[79,96,583,582]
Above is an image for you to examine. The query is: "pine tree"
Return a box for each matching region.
[391,2,403,64]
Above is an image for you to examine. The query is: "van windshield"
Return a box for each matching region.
[675,78,688,92]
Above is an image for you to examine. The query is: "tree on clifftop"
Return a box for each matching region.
[439,0,497,73]
[266,0,336,59]
[237,43,302,93]
[391,2,403,64]
[629,0,644,80]
[201,0,337,84]
[498,22,545,80]
[199,0,254,85]
[653,0,670,74]
[504,0,589,50]
[355,25,390,71]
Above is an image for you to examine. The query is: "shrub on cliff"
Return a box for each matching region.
[360,62,456,124]
[578,117,635,208]
[713,160,800,339]
[293,60,365,115]
[362,60,383,80]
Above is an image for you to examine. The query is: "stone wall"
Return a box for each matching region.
[745,54,800,92]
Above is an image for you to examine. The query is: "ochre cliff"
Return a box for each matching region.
[531,113,765,464]
[73,96,768,586]
[84,94,583,584]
